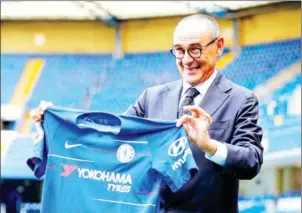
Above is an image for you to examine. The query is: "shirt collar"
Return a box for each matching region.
[182,68,218,97]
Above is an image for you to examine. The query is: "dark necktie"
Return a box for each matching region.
[178,87,200,118]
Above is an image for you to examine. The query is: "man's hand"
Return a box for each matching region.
[30,100,53,122]
[176,105,217,155]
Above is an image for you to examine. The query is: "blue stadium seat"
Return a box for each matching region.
[90,51,181,113]
[1,54,33,104]
[275,191,301,213]
[1,40,299,119]
[89,48,230,113]
[2,136,39,179]
[238,193,301,213]
[20,203,41,213]
[26,54,112,109]
[258,72,301,153]
[222,38,301,90]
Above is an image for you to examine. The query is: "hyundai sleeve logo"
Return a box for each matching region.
[168,137,188,156]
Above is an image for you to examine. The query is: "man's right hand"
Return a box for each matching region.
[30,100,53,122]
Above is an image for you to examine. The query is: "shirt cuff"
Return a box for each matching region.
[205,139,227,166]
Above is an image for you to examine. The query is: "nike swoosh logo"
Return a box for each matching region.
[65,141,82,149]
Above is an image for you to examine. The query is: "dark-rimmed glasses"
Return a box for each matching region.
[170,37,219,59]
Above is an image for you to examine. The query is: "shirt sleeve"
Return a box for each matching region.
[148,126,199,192]
[26,122,48,178]
[205,139,228,166]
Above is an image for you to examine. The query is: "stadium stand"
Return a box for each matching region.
[11,37,297,115]
[1,48,230,115]
[90,51,180,112]
[2,39,300,140]
[26,54,113,109]
[3,38,300,115]
[1,54,33,104]
[223,38,301,90]
[258,73,301,153]
[89,48,231,112]
[275,190,301,213]
[1,136,36,179]
[238,192,301,213]
[1,2,301,212]
[20,203,41,213]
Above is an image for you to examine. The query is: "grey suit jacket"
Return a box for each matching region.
[124,72,263,213]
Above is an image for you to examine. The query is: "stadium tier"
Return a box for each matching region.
[2,39,300,113]
[1,136,36,179]
[89,47,228,112]
[1,40,301,141]
[1,54,33,104]
[1,50,229,112]
[238,192,301,213]
[258,73,301,153]
[223,38,301,90]
[1,38,301,167]
[90,51,181,112]
[27,54,113,109]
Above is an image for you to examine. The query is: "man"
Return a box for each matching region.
[32,14,263,213]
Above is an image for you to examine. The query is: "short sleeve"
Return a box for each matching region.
[147,126,198,192]
[26,110,60,178]
[26,122,48,178]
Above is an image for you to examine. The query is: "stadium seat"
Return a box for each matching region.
[26,54,113,109]
[222,38,301,90]
[20,203,41,213]
[1,54,34,104]
[258,73,301,153]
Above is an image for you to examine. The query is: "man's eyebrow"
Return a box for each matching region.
[189,43,202,47]
[173,43,201,48]
[172,44,182,48]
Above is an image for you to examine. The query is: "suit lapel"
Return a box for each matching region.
[199,72,232,116]
[160,72,232,119]
[161,80,183,120]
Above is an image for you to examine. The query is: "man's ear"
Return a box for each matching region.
[216,37,224,56]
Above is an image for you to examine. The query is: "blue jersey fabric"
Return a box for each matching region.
[27,106,198,213]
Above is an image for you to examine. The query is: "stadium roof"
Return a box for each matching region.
[0,1,288,25]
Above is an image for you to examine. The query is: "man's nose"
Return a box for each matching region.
[182,51,194,65]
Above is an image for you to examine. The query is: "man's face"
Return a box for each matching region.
[173,26,224,86]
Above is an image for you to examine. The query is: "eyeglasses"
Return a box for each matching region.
[170,37,219,59]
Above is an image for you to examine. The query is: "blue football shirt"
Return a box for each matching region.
[27,106,198,213]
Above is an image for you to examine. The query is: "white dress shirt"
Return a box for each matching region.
[179,69,228,166]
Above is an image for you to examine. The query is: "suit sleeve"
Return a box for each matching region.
[222,93,264,180]
[123,89,147,117]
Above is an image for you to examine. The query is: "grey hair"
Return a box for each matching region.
[176,14,220,39]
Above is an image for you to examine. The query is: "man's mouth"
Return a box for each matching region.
[185,65,200,74]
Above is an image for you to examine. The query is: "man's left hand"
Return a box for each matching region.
[176,105,217,155]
